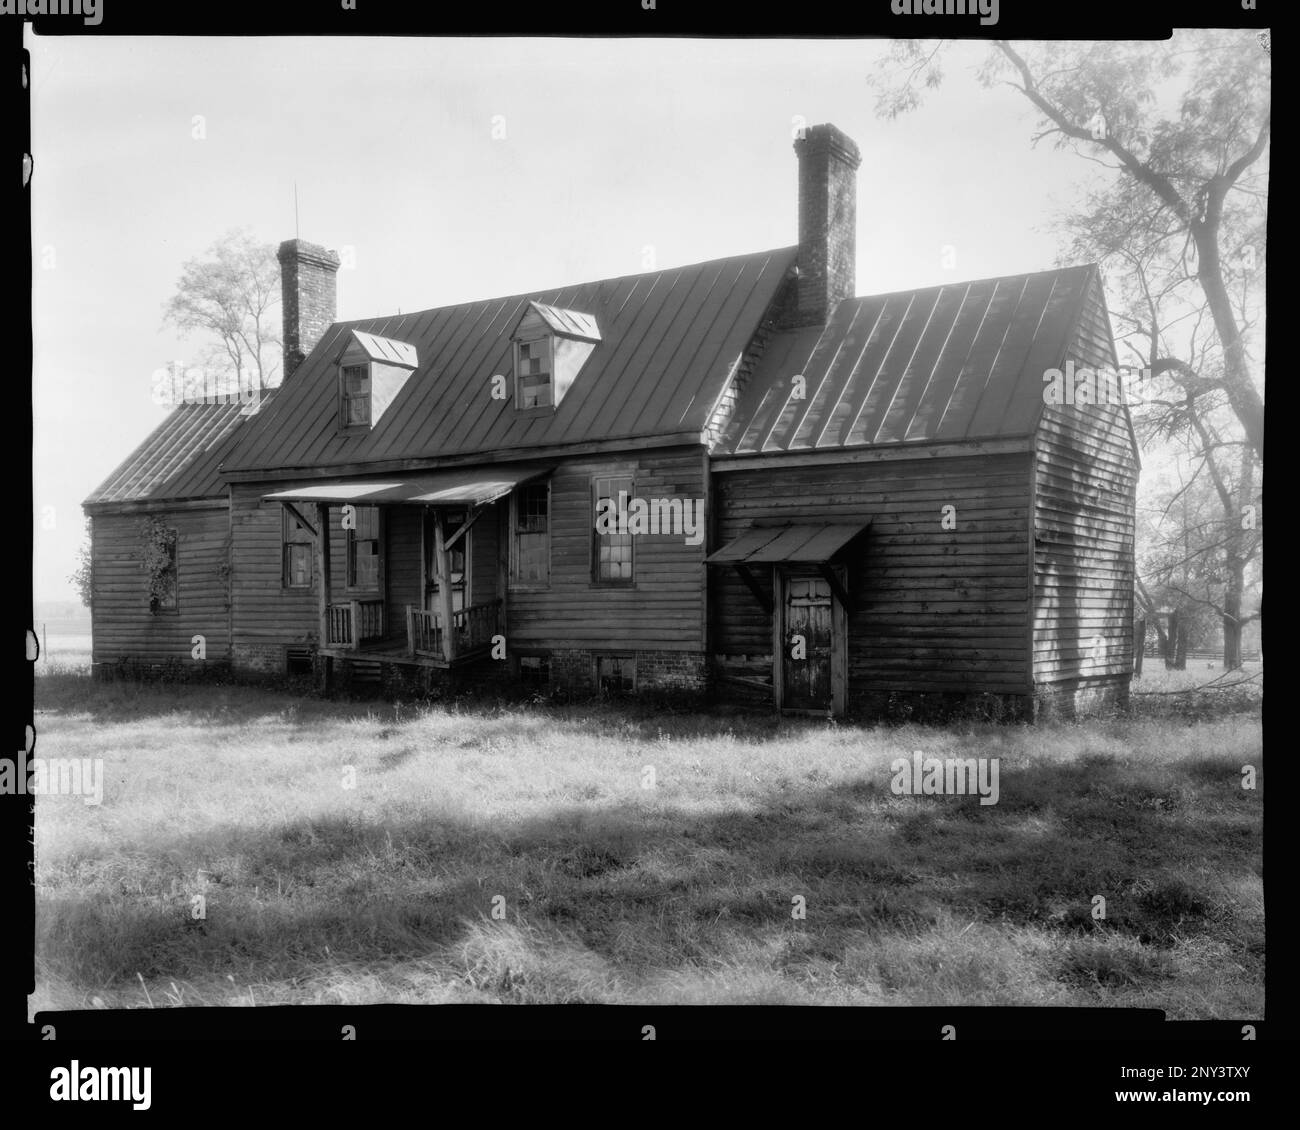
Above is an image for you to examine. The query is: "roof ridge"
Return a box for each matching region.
[334,246,799,331]
[845,262,1096,308]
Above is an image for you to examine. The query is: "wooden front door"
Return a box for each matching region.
[782,573,834,711]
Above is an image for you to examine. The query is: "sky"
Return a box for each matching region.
[31,34,1115,604]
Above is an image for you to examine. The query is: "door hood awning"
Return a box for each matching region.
[705,521,870,565]
[263,464,552,507]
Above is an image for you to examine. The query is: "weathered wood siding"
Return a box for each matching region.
[507,447,706,650]
[470,502,501,607]
[385,505,422,633]
[230,485,349,663]
[90,505,231,664]
[227,486,509,664]
[712,451,1034,696]
[1032,274,1138,687]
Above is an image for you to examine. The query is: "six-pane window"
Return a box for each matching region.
[515,338,552,409]
[342,364,371,426]
[348,506,380,590]
[282,509,313,589]
[592,474,634,584]
[512,483,549,584]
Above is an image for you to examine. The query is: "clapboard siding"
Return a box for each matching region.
[229,488,507,650]
[712,452,1034,694]
[230,484,348,649]
[1031,272,1137,685]
[91,505,231,663]
[508,447,706,650]
[385,505,423,631]
[470,501,501,607]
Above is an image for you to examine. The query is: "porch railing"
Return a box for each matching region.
[327,599,386,649]
[406,599,502,659]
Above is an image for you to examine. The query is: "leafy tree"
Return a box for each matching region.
[163,228,281,397]
[870,33,1269,457]
[69,520,93,610]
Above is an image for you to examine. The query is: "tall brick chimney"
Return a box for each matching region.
[277,239,341,380]
[791,123,862,328]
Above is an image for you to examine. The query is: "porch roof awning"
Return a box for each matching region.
[705,521,870,565]
[263,464,551,507]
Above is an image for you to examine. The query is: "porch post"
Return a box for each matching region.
[497,500,509,643]
[315,502,333,691]
[433,511,456,663]
[771,565,783,710]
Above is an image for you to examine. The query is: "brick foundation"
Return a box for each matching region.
[233,643,291,675]
[547,649,708,696]
[1031,676,1131,722]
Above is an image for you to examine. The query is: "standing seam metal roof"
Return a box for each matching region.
[720,264,1098,454]
[83,399,264,506]
[222,247,798,474]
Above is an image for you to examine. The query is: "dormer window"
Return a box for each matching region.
[337,330,417,433]
[515,338,553,409]
[342,364,371,426]
[509,301,601,413]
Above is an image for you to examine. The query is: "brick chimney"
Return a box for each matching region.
[790,123,862,328]
[277,239,341,380]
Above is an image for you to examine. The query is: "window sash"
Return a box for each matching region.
[515,338,552,408]
[342,364,371,426]
[282,507,314,588]
[347,506,380,589]
[284,543,312,588]
[512,485,549,584]
[592,474,634,584]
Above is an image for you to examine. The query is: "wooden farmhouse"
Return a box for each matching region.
[84,123,1139,719]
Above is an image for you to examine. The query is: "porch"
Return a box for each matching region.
[264,463,551,683]
[320,596,503,668]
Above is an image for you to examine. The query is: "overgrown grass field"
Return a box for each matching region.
[31,666,1262,1015]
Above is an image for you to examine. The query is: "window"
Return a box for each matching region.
[285,647,314,677]
[518,653,550,690]
[515,338,552,409]
[511,483,550,585]
[597,654,635,695]
[342,363,371,427]
[282,508,313,589]
[592,473,634,584]
[347,506,380,590]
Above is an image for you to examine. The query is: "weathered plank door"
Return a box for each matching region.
[782,574,834,711]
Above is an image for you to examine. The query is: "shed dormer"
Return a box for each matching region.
[338,329,418,434]
[510,301,600,411]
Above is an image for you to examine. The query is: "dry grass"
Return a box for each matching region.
[31,669,1263,1016]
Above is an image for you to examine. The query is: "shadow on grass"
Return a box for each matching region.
[34,669,833,744]
[37,747,1263,1004]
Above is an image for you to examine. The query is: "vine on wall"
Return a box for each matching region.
[138,517,178,614]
